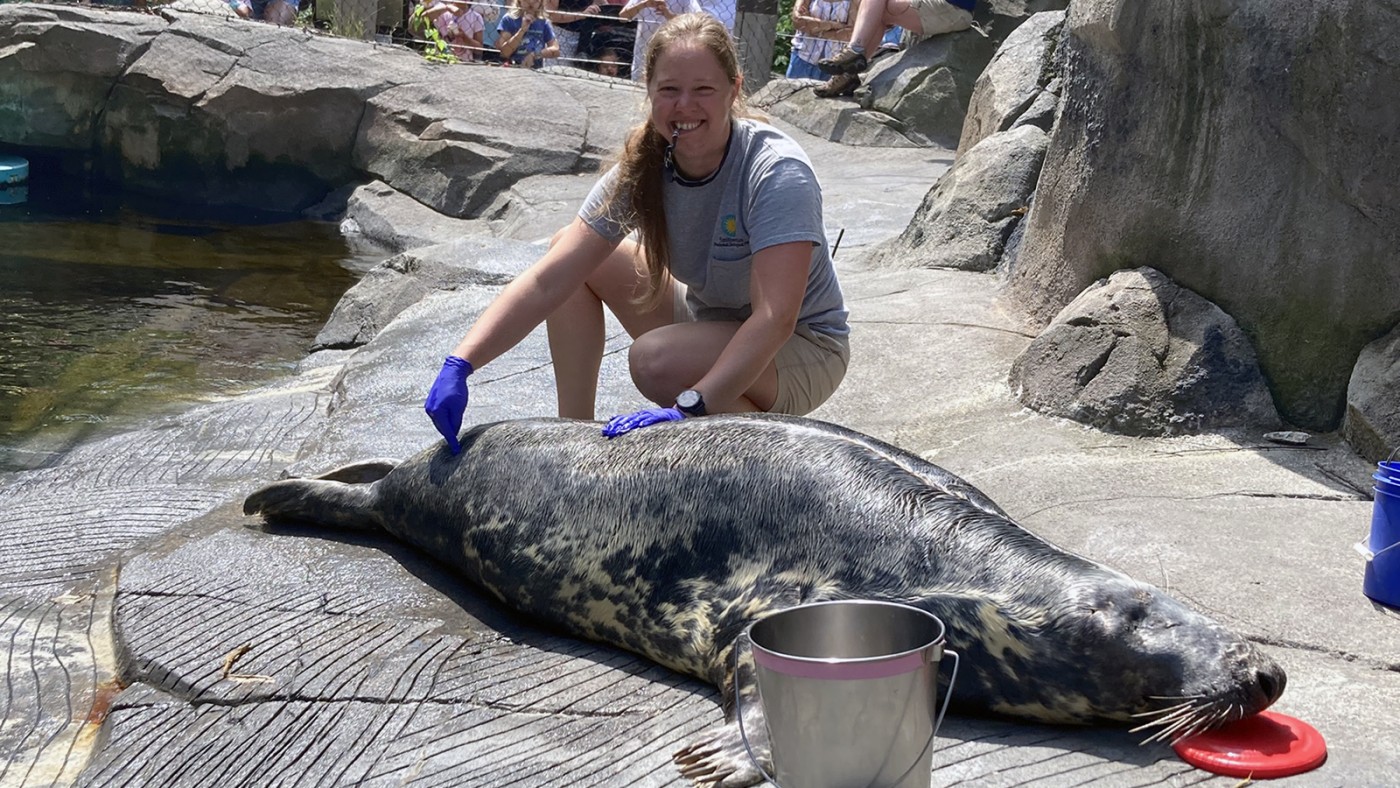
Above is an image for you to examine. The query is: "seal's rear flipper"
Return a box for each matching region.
[673,719,767,788]
[243,479,384,532]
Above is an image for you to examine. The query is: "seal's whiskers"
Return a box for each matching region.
[1135,699,1228,744]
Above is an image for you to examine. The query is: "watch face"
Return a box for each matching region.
[677,389,703,413]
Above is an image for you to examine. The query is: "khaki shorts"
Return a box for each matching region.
[672,285,850,416]
[911,0,973,38]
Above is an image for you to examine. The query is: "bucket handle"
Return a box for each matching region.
[1355,541,1400,561]
[733,623,961,788]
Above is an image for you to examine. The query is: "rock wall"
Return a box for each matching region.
[0,4,636,216]
[1006,0,1400,430]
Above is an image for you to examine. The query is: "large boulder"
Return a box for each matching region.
[748,79,930,147]
[1343,327,1400,464]
[0,5,161,150]
[98,12,418,213]
[865,123,1046,270]
[1009,267,1280,437]
[746,1,1068,148]
[861,0,1070,148]
[0,4,641,216]
[956,9,1064,154]
[1005,1,1400,430]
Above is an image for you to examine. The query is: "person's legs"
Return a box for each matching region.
[768,325,849,415]
[785,54,825,80]
[820,0,951,73]
[628,321,778,413]
[545,234,677,419]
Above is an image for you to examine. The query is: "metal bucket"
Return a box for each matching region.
[738,600,960,788]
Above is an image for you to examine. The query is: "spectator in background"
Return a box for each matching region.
[813,0,972,97]
[786,0,855,82]
[229,0,297,26]
[548,0,603,66]
[440,2,487,60]
[698,0,733,30]
[619,0,702,82]
[594,47,624,77]
[498,0,560,67]
[475,0,506,60]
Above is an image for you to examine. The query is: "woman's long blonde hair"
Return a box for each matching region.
[603,13,758,311]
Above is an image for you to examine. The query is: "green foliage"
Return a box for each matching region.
[772,0,794,73]
[409,3,459,64]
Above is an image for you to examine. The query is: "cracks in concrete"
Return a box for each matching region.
[114,681,646,720]
[852,318,1036,338]
[1021,489,1361,522]
[1249,634,1400,675]
[120,588,344,618]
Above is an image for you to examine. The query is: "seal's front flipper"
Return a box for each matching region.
[674,663,770,788]
[673,717,767,787]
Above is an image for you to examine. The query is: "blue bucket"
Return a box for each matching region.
[1379,460,1400,481]
[1364,487,1400,608]
[0,155,28,185]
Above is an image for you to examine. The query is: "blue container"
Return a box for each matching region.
[1365,487,1400,608]
[0,184,27,206]
[1379,460,1400,481]
[0,155,28,186]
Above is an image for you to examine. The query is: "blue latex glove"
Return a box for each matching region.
[424,356,473,453]
[601,406,684,438]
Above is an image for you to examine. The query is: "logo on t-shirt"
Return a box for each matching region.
[720,214,738,237]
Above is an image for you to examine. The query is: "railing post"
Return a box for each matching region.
[734,0,777,93]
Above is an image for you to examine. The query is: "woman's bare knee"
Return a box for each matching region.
[628,333,687,404]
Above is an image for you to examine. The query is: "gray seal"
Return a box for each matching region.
[244,415,1286,786]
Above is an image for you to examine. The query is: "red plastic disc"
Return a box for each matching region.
[1173,711,1327,779]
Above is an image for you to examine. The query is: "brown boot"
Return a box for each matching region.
[814,72,861,98]
[817,47,869,75]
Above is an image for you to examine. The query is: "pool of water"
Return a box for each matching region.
[0,182,384,472]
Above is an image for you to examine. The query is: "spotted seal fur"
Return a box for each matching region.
[244,414,1286,786]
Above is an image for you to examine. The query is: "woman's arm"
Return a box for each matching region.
[830,0,859,39]
[790,0,823,34]
[691,241,810,411]
[539,21,560,57]
[618,0,657,22]
[450,218,617,368]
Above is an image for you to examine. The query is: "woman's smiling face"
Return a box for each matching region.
[648,41,739,179]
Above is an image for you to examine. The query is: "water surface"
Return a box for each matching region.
[0,184,383,471]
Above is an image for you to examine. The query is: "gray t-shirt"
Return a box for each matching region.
[579,118,850,338]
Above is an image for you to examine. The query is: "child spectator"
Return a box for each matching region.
[619,0,702,82]
[440,2,486,60]
[786,0,854,82]
[594,47,623,77]
[498,0,560,67]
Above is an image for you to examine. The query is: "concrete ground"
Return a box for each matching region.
[1,115,1396,787]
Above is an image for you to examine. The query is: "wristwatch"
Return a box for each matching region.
[675,389,706,417]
